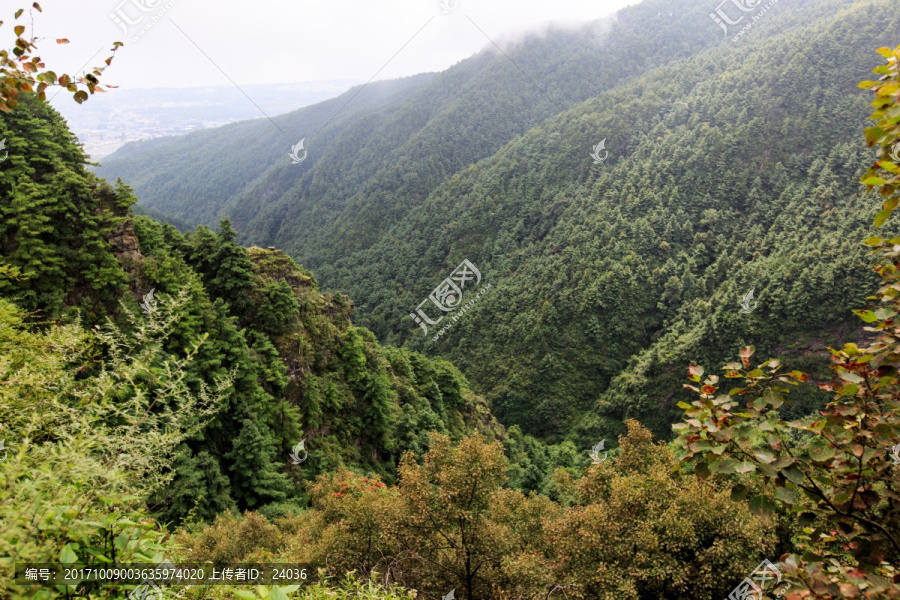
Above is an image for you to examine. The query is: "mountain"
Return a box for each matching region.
[95,0,900,446]
[0,94,508,524]
[6,2,900,598]
[96,0,717,231]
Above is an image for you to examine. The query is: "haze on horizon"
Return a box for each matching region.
[24,0,639,95]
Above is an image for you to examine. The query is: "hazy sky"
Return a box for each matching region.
[13,0,639,93]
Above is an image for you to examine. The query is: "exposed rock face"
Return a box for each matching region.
[109,218,143,264]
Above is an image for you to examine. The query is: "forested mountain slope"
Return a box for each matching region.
[97,0,727,250]
[94,72,436,227]
[6,2,900,597]
[96,0,898,446]
[384,0,899,442]
[0,95,508,523]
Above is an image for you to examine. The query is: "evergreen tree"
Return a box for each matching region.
[256,280,300,335]
[226,418,291,509]
[152,448,236,523]
[207,218,255,315]
[0,95,132,319]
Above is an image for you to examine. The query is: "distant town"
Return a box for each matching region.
[51,80,357,159]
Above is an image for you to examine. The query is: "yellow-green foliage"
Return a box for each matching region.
[174,573,414,600]
[184,423,774,600]
[0,290,227,599]
[542,421,776,600]
[175,512,285,565]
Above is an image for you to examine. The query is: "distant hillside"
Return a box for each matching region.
[95,0,900,446]
[96,0,715,237]
[95,72,438,227]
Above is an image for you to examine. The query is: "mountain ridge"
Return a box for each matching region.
[95,0,896,444]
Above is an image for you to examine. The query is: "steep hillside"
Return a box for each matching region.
[97,0,722,250]
[94,71,437,227]
[6,3,900,597]
[94,0,898,446]
[360,0,899,441]
[0,95,508,524]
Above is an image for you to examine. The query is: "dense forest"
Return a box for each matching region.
[3,0,900,598]
[98,0,900,448]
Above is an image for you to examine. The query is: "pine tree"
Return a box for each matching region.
[153,448,236,523]
[207,219,255,315]
[255,280,300,335]
[0,95,131,318]
[226,418,290,509]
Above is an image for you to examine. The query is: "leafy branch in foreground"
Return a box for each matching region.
[675,343,899,598]
[0,3,121,111]
[87,286,233,494]
[0,286,230,598]
[862,45,900,228]
[673,44,900,600]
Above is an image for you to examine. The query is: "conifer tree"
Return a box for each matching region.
[226,418,291,509]
[208,218,255,316]
[152,448,236,523]
[256,280,300,335]
[0,94,131,318]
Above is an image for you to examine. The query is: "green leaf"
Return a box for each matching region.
[268,587,290,600]
[730,484,750,502]
[838,383,858,397]
[802,551,824,563]
[735,462,756,474]
[233,592,257,600]
[59,544,78,564]
[775,486,799,504]
[841,371,865,384]
[882,161,900,175]
[852,309,878,323]
[749,494,776,516]
[875,207,893,228]
[782,465,806,485]
[85,548,113,562]
[753,450,775,464]
[809,443,836,463]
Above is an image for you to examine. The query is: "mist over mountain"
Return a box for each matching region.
[95,0,899,445]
